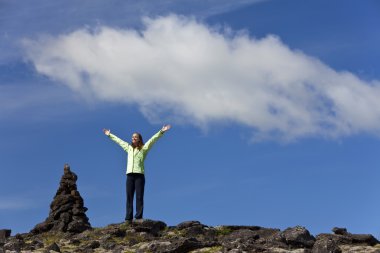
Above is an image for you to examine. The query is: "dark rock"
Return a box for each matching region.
[14,233,23,240]
[221,229,260,251]
[87,240,100,249]
[31,239,44,249]
[51,203,74,219]
[312,237,342,253]
[174,220,219,244]
[50,195,75,211]
[31,164,91,234]
[32,222,53,234]
[3,237,24,252]
[67,219,92,233]
[100,238,117,250]
[280,226,316,248]
[55,220,68,232]
[132,219,167,236]
[111,246,125,253]
[215,226,288,251]
[350,233,379,246]
[253,227,281,239]
[46,242,60,252]
[316,232,379,247]
[315,234,352,246]
[0,229,11,244]
[135,240,170,252]
[111,228,126,237]
[158,237,204,253]
[218,225,262,232]
[250,228,287,249]
[332,227,348,235]
[176,220,206,230]
[177,221,208,236]
[330,227,379,246]
[100,226,126,238]
[68,238,81,245]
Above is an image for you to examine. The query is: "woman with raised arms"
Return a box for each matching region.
[103,125,171,223]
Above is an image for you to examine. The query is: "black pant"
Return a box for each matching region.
[126,173,145,220]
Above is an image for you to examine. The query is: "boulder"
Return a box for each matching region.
[175,220,216,240]
[312,237,342,253]
[332,227,348,235]
[350,234,379,246]
[221,229,260,251]
[132,219,167,236]
[176,221,206,230]
[316,232,379,247]
[46,242,61,252]
[280,226,316,248]
[157,237,205,253]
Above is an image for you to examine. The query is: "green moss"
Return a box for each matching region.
[162,228,186,239]
[41,232,65,246]
[99,231,146,247]
[58,243,78,252]
[119,222,134,230]
[215,226,233,236]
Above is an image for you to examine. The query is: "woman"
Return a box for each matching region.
[103,125,171,222]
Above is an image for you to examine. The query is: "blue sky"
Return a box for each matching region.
[1,0,380,237]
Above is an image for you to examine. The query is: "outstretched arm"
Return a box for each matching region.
[143,124,172,151]
[103,128,130,152]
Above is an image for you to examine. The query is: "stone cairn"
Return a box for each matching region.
[31,164,91,234]
[0,229,11,250]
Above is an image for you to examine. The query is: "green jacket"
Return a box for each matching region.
[108,130,164,174]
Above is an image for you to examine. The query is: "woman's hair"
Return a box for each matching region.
[132,132,144,150]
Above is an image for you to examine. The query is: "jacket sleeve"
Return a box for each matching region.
[143,130,164,152]
[108,133,130,152]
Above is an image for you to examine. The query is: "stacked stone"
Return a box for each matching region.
[31,164,91,234]
[0,229,11,253]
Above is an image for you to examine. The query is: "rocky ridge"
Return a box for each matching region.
[1,165,380,253]
[2,221,380,253]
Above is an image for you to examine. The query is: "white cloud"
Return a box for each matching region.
[23,15,380,141]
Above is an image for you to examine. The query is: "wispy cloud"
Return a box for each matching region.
[149,0,267,19]
[0,0,264,64]
[23,15,380,141]
[0,82,84,122]
[0,196,38,210]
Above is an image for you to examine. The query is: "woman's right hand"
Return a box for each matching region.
[103,129,111,136]
[161,124,171,132]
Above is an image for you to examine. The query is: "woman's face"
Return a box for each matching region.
[131,133,140,145]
